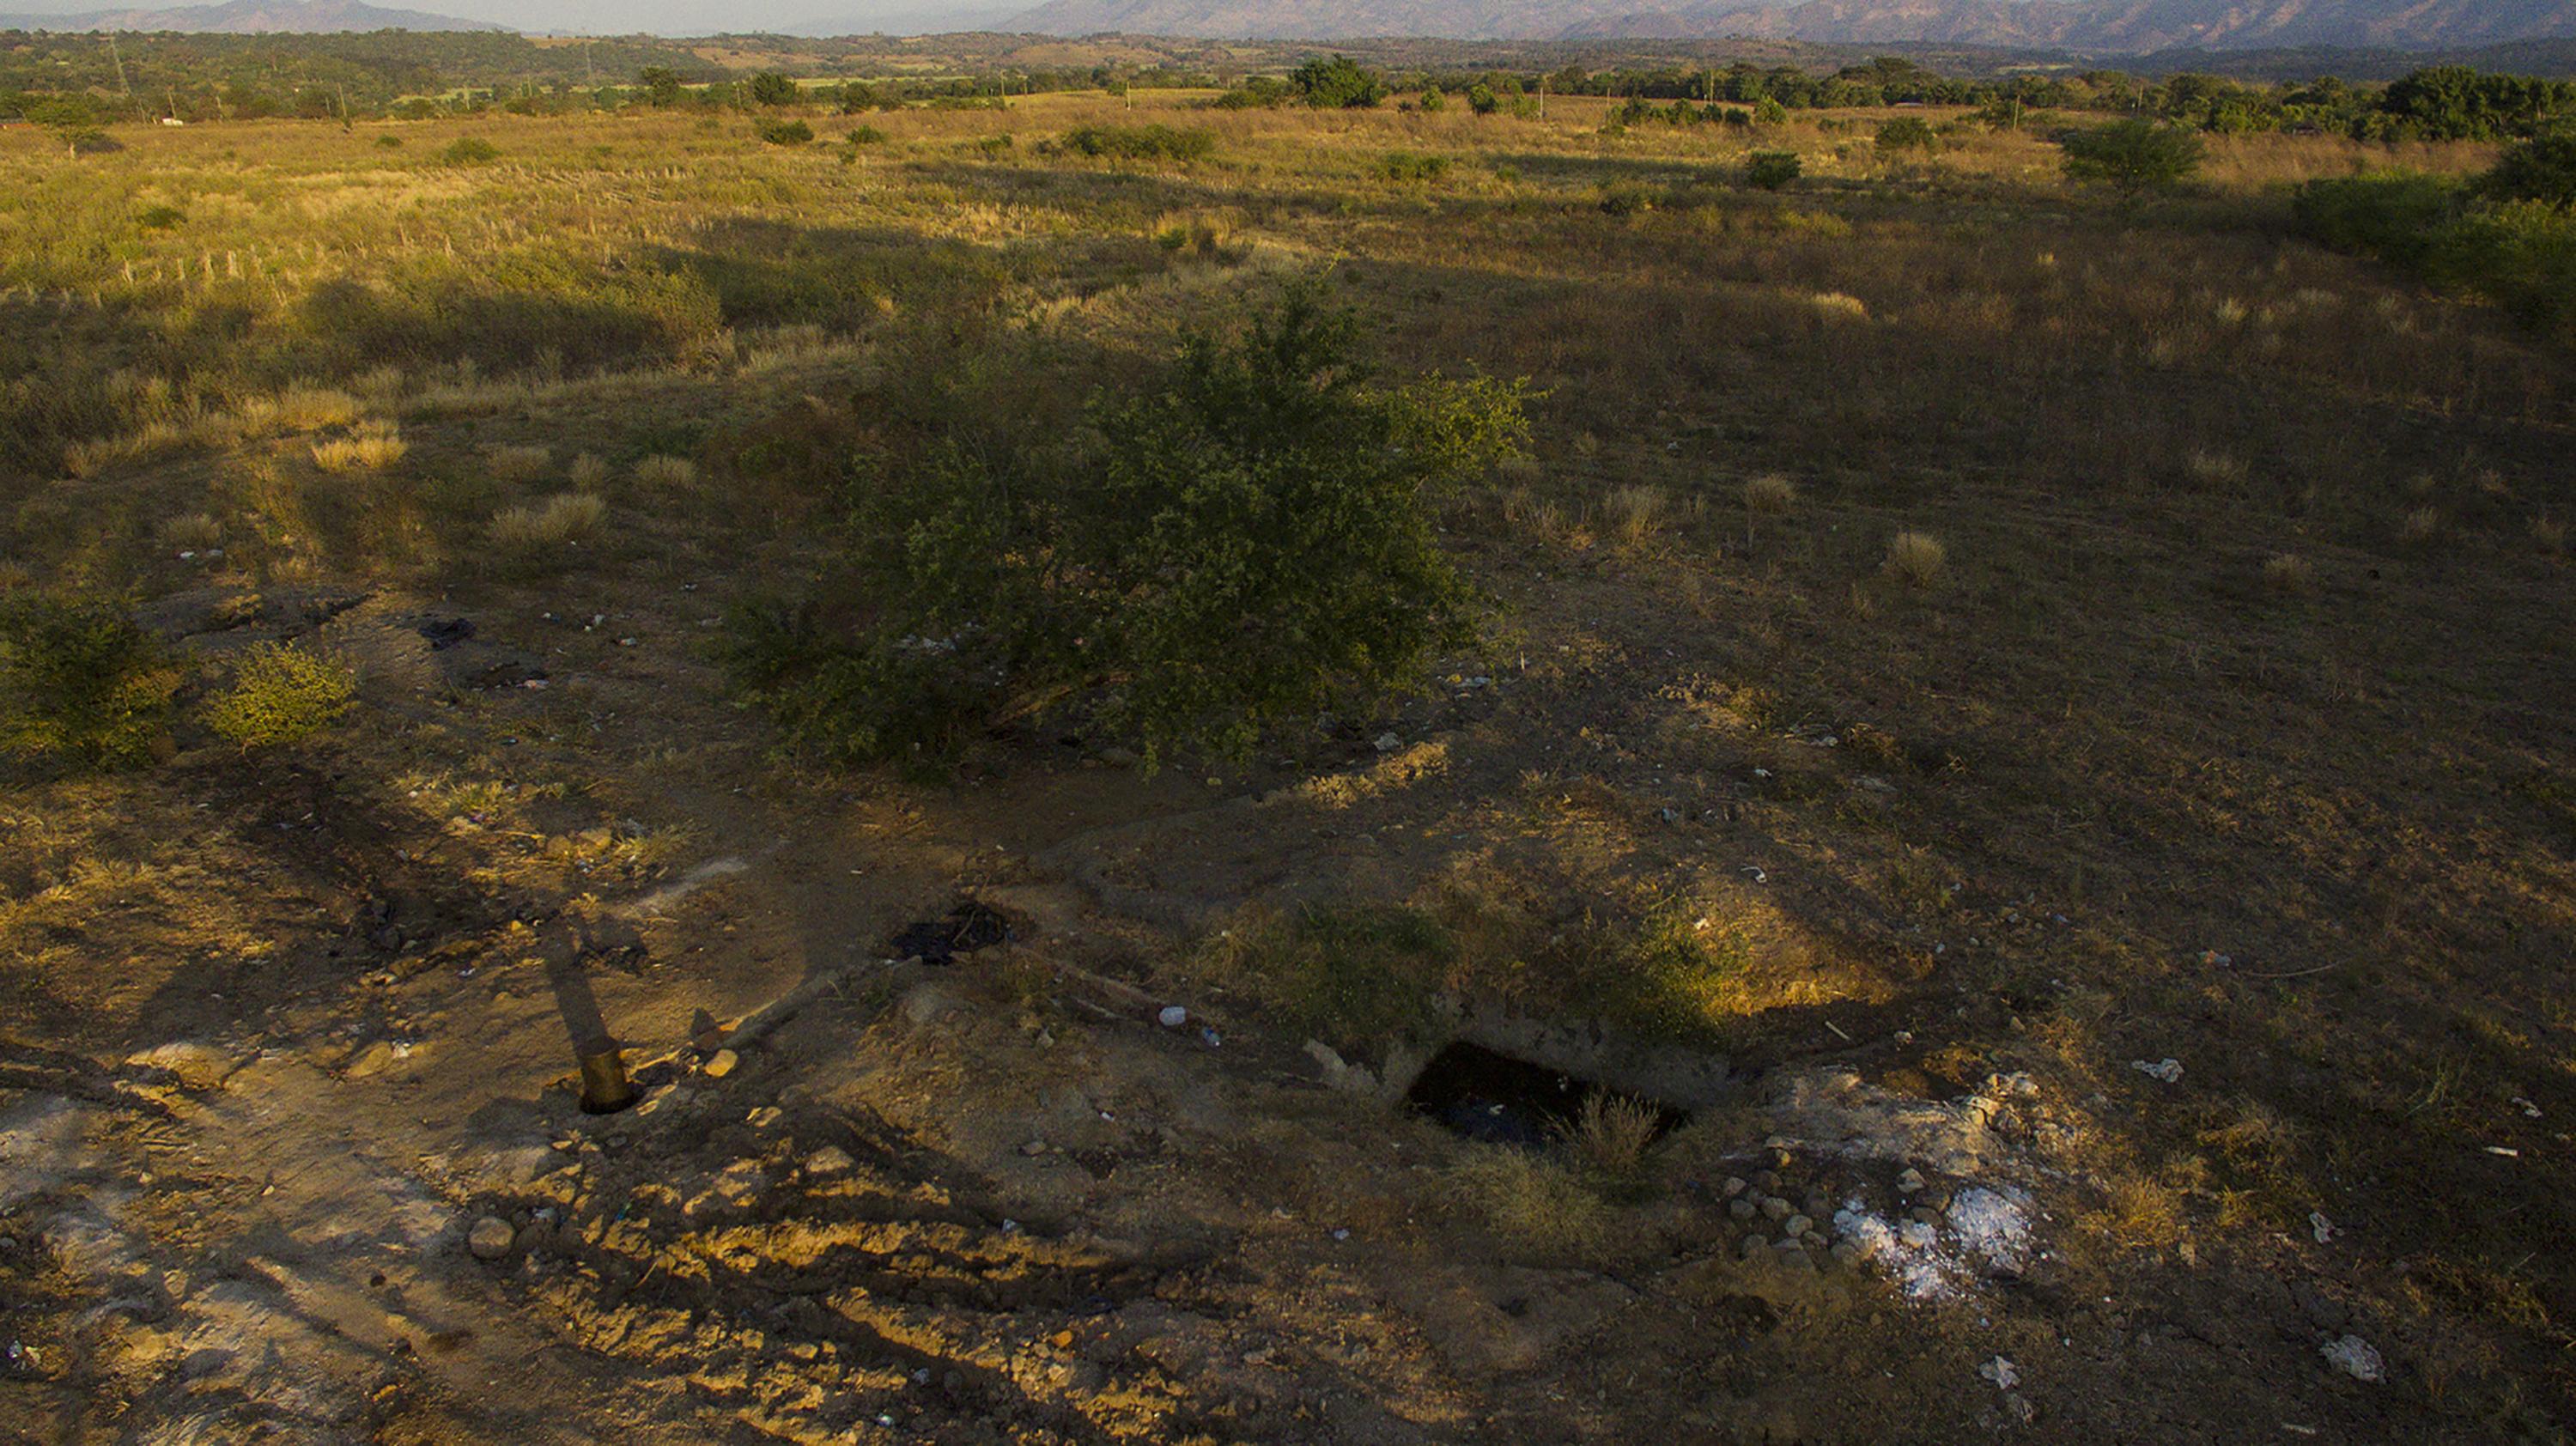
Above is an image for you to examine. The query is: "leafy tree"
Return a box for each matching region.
[756,118,814,145]
[724,289,1530,771]
[749,70,798,106]
[1746,150,1801,190]
[2376,66,2573,142]
[1875,117,1938,154]
[1467,82,1497,116]
[637,64,684,107]
[1418,86,1445,113]
[2486,130,2576,208]
[1292,55,1384,110]
[2061,119,2204,193]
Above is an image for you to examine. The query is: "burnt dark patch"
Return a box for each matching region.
[885,900,1011,963]
[1405,1040,1687,1147]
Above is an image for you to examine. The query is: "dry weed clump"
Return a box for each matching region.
[568,452,611,489]
[1601,484,1668,545]
[1810,291,1871,322]
[310,421,408,473]
[2532,515,2566,555]
[1884,531,1947,587]
[633,453,698,488]
[490,493,608,554]
[159,513,224,552]
[1555,1091,1662,1176]
[267,386,362,434]
[1449,1149,1612,1261]
[2262,553,2315,592]
[486,443,554,482]
[2401,507,2445,545]
[1743,473,1796,514]
[2184,450,2248,489]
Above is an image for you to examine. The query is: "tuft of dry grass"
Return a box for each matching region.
[2401,507,2445,544]
[2185,450,2248,489]
[1449,1149,1611,1261]
[1554,1091,1661,1176]
[1601,484,1668,546]
[568,452,611,490]
[486,443,554,482]
[633,453,698,488]
[310,421,407,473]
[2534,515,2567,555]
[267,386,361,434]
[1884,531,1947,588]
[1743,474,1796,514]
[489,492,607,554]
[2262,553,2315,592]
[159,513,224,551]
[1810,291,1870,321]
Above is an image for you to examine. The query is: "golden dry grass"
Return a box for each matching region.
[309,420,407,473]
[1883,530,1946,587]
[489,491,606,552]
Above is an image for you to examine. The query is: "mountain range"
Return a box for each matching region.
[1003,0,2576,49]
[0,0,506,30]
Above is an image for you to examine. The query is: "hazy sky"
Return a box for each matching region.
[7,0,1028,34]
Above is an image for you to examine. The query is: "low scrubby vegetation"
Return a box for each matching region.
[722,289,1528,770]
[2297,132,2576,334]
[0,594,180,772]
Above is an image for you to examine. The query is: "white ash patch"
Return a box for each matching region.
[1833,1184,2034,1303]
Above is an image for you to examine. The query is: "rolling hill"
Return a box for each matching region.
[0,0,505,32]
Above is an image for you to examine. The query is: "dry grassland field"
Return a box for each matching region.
[1,74,2573,1446]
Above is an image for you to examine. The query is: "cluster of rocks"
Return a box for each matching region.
[1721,1157,1947,1273]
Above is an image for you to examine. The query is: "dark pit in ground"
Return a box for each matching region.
[885,901,1012,963]
[1406,1040,1688,1147]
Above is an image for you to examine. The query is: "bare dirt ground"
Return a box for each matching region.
[3,100,2574,1445]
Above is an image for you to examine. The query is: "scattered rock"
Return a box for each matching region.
[1157,1006,1188,1029]
[1759,1196,1792,1221]
[467,1217,514,1261]
[124,1042,242,1091]
[1897,1168,1925,1194]
[1374,732,1401,753]
[343,1041,398,1080]
[1979,1356,2019,1390]
[805,1146,854,1176]
[703,1049,738,1079]
[1021,1139,1050,1157]
[2321,1334,2384,1383]
[2130,1058,2184,1084]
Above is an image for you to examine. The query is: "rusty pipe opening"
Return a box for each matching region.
[577,1041,636,1115]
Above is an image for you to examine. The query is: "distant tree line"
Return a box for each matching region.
[0,27,2567,143]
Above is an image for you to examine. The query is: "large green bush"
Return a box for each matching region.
[2061,119,2204,192]
[2299,169,2576,336]
[1059,124,1212,161]
[2486,131,2576,209]
[1292,56,1385,110]
[0,594,181,772]
[725,289,1530,770]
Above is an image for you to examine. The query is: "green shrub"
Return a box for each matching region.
[1467,83,1498,116]
[2061,119,2204,192]
[374,134,404,149]
[749,70,798,106]
[846,125,885,145]
[2486,131,2576,208]
[1746,151,1802,190]
[1419,87,1446,113]
[725,288,1531,769]
[1202,903,1454,1046]
[2298,172,2576,335]
[757,118,814,146]
[1876,117,1939,154]
[204,642,356,750]
[1598,181,1652,216]
[439,137,500,166]
[0,594,181,772]
[1377,151,1450,182]
[1059,123,1212,161]
[1293,55,1386,109]
[136,204,185,230]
